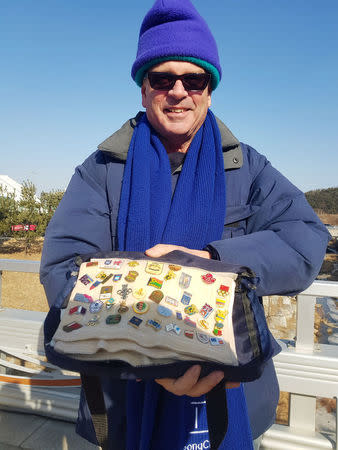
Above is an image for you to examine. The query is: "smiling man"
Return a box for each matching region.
[40,1,330,449]
[141,61,211,153]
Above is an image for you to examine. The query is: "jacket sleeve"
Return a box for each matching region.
[210,145,331,297]
[40,151,112,307]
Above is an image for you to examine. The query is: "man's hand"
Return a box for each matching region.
[145,244,240,394]
[145,243,211,259]
[155,365,240,395]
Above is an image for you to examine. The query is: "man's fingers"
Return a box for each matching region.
[186,371,224,397]
[145,244,183,258]
[155,366,225,397]
[145,244,210,259]
[155,365,201,395]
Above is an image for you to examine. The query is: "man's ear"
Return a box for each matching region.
[141,83,147,108]
[208,89,212,108]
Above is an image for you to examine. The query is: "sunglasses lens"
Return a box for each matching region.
[148,73,175,90]
[182,74,210,91]
[147,73,210,91]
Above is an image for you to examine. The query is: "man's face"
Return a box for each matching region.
[141,61,211,151]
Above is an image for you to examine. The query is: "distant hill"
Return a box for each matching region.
[305,187,338,214]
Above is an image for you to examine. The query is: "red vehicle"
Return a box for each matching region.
[11,224,37,232]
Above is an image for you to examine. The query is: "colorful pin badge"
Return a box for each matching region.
[125,270,139,282]
[133,288,146,300]
[168,264,182,272]
[133,301,150,314]
[165,296,179,307]
[74,293,91,303]
[184,330,194,339]
[196,332,209,344]
[79,274,93,286]
[128,261,139,267]
[217,285,230,297]
[184,316,196,328]
[106,298,116,310]
[147,277,163,289]
[201,273,216,284]
[198,319,209,330]
[184,304,198,316]
[63,322,83,332]
[213,327,223,336]
[216,298,226,308]
[145,262,163,275]
[112,260,124,270]
[90,280,101,290]
[96,271,108,281]
[146,318,162,331]
[86,261,98,267]
[149,290,164,303]
[157,305,172,317]
[173,324,181,335]
[128,316,142,328]
[179,273,192,289]
[210,337,225,346]
[180,291,192,305]
[113,274,122,282]
[176,311,183,320]
[69,305,86,315]
[106,314,121,325]
[200,303,213,319]
[164,270,176,281]
[117,284,132,300]
[87,315,100,326]
[100,286,113,300]
[101,273,113,285]
[100,259,113,268]
[118,301,129,313]
[215,309,228,322]
[165,323,175,332]
[89,300,104,314]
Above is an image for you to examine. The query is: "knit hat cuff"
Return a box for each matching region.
[134,56,220,91]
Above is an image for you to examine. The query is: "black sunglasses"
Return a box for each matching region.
[146,72,211,91]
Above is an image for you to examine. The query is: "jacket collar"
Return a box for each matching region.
[98,111,243,170]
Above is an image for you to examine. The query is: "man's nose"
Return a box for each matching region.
[168,79,188,97]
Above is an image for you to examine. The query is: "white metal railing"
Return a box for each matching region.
[261,280,338,450]
[0,259,337,449]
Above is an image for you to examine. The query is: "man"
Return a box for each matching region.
[40,1,330,449]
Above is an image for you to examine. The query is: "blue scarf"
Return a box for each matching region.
[117,110,253,449]
[117,110,226,251]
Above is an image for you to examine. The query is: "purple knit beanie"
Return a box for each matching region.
[131,0,222,90]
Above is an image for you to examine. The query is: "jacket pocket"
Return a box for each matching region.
[222,204,259,239]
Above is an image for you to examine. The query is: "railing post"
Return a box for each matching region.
[295,293,316,352]
[289,393,316,433]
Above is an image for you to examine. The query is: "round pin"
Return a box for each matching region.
[89,301,104,314]
[215,321,224,329]
[106,314,121,325]
[133,301,150,314]
[196,332,209,344]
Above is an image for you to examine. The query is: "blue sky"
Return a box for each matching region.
[1,0,337,194]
